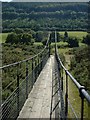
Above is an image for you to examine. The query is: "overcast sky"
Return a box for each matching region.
[0,0,89,2]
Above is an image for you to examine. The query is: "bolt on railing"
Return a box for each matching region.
[55,31,90,120]
[0,33,51,119]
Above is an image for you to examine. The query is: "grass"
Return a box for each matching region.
[0,33,10,43]
[59,31,87,41]
[34,42,43,46]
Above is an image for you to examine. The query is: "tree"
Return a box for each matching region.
[83,34,90,45]
[31,38,35,45]
[57,32,60,42]
[67,37,79,47]
[6,33,18,44]
[42,38,47,45]
[35,31,44,42]
[50,31,55,42]
[14,28,24,34]
[21,33,32,43]
[6,32,34,44]
[64,31,68,40]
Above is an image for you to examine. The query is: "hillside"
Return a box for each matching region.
[2,2,88,32]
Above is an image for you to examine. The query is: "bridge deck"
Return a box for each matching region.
[18,55,55,119]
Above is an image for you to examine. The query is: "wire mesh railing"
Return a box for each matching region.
[0,33,51,120]
[54,31,90,119]
[50,56,65,120]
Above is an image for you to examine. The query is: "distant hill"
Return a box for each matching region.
[2,2,88,32]
[11,0,89,2]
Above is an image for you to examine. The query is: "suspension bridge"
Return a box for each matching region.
[0,31,90,120]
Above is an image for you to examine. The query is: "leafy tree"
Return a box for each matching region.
[6,33,18,44]
[35,31,44,42]
[6,32,34,44]
[14,28,24,34]
[57,32,60,42]
[83,34,90,45]
[67,37,79,47]
[31,38,35,45]
[50,31,55,42]
[64,31,68,41]
[42,38,47,45]
[21,33,32,43]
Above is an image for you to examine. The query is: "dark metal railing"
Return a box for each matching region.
[54,31,90,120]
[0,33,51,120]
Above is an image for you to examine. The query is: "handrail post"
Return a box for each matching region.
[17,64,20,117]
[38,55,39,76]
[26,61,28,99]
[49,38,51,57]
[41,54,42,70]
[61,68,63,91]
[79,87,85,120]
[65,71,68,119]
[35,59,37,81]
[32,58,34,88]
[88,103,90,119]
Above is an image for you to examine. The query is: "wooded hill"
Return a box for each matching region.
[2,2,88,32]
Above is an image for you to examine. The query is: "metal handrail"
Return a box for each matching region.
[1,33,51,119]
[55,31,90,119]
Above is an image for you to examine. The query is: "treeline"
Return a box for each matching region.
[2,2,88,32]
[5,28,49,44]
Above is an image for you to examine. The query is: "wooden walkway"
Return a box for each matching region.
[18,55,55,119]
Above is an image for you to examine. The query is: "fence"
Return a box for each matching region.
[55,31,90,119]
[0,34,51,120]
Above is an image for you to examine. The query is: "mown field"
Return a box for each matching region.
[0,33,9,43]
[59,31,87,41]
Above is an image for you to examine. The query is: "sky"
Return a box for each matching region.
[0,0,90,2]
[0,0,12,2]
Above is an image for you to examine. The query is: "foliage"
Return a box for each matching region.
[64,31,68,39]
[57,32,61,42]
[67,37,79,47]
[6,32,35,44]
[14,28,24,34]
[82,33,90,45]
[70,46,90,93]
[2,42,44,101]
[50,31,55,42]
[42,38,47,45]
[2,3,88,32]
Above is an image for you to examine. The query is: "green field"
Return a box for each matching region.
[0,33,9,43]
[0,31,88,43]
[59,31,87,40]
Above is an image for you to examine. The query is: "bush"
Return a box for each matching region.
[6,33,18,44]
[70,46,90,92]
[67,37,79,47]
[42,38,47,45]
[82,34,90,45]
[6,32,35,44]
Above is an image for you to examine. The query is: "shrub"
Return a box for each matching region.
[67,37,79,47]
[82,34,90,45]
